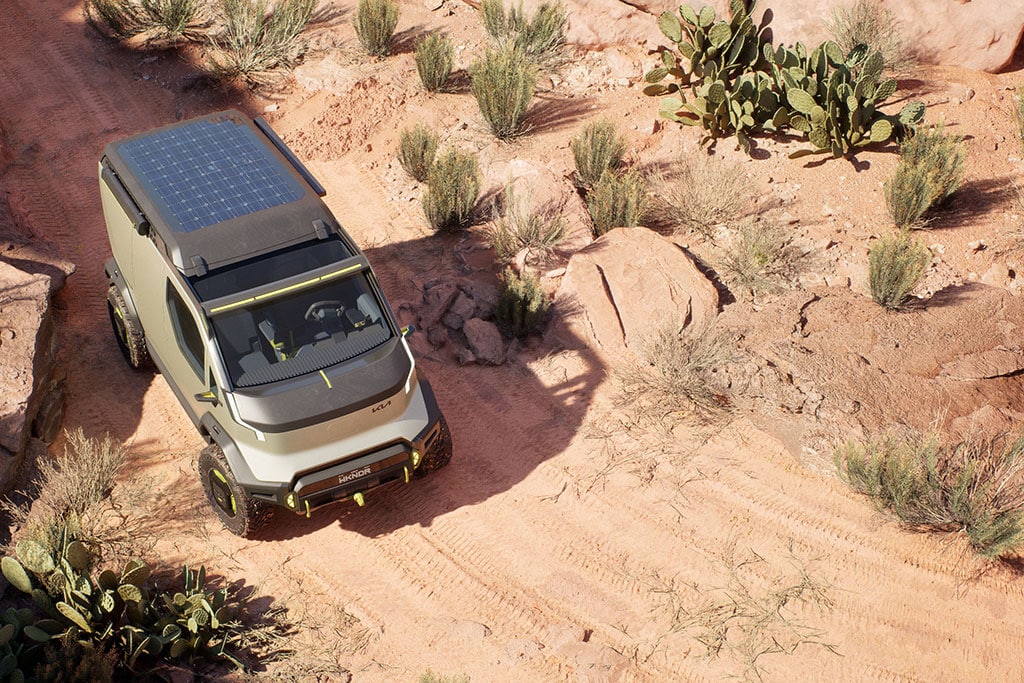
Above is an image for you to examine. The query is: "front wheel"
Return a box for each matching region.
[198,444,269,538]
[415,417,452,478]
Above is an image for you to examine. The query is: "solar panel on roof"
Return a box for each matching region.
[118,117,304,234]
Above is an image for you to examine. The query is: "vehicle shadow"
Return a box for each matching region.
[258,231,607,540]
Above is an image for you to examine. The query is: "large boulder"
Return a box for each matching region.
[0,260,62,490]
[548,0,1024,74]
[550,227,719,356]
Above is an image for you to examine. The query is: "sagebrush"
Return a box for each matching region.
[587,169,646,236]
[868,231,929,309]
[885,127,965,229]
[836,431,1024,557]
[662,154,752,238]
[354,0,399,57]
[1016,86,1024,152]
[207,0,317,85]
[397,124,438,183]
[470,43,537,139]
[85,0,208,42]
[570,119,627,189]
[488,182,566,263]
[480,0,567,71]
[824,0,917,76]
[423,148,480,232]
[496,268,550,339]
[722,217,792,293]
[415,33,454,92]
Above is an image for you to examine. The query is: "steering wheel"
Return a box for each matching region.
[304,300,343,323]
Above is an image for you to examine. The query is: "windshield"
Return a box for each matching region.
[205,271,392,388]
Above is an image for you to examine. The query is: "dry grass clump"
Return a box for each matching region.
[621,324,736,415]
[885,126,965,229]
[868,230,929,309]
[470,43,538,140]
[85,0,209,42]
[495,267,551,339]
[1016,86,1024,153]
[587,168,647,237]
[480,0,567,71]
[488,182,566,263]
[415,33,454,92]
[207,0,317,85]
[836,431,1024,558]
[722,217,794,293]
[353,0,399,57]
[662,154,753,238]
[397,124,438,183]
[824,0,917,77]
[423,148,481,232]
[570,119,627,189]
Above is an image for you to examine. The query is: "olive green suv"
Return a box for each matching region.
[100,110,451,536]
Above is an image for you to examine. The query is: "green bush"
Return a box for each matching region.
[662,153,752,238]
[884,162,932,229]
[722,217,792,292]
[423,149,481,232]
[824,0,917,77]
[587,169,647,237]
[353,0,399,57]
[496,268,550,338]
[1016,86,1024,153]
[488,182,566,263]
[836,432,1024,558]
[480,0,567,70]
[207,0,317,85]
[884,127,965,228]
[415,33,454,92]
[85,0,207,42]
[868,231,929,309]
[570,120,627,189]
[470,43,537,140]
[397,124,438,183]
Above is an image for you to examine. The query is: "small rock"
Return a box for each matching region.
[426,326,448,348]
[466,281,500,319]
[424,0,443,8]
[464,318,505,365]
[456,347,476,365]
[967,240,985,253]
[448,292,476,324]
[263,104,278,113]
[419,282,459,329]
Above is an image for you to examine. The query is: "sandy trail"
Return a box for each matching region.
[1,1,1023,681]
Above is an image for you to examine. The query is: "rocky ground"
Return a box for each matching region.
[3,0,1024,680]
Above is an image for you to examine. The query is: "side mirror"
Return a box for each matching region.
[195,388,219,406]
[401,324,416,338]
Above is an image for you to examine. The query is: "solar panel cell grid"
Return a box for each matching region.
[118,117,303,233]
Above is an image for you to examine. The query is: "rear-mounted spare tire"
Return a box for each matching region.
[198,444,270,538]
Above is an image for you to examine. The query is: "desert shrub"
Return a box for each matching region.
[353,0,399,57]
[1016,86,1024,153]
[722,217,792,292]
[397,124,439,183]
[587,169,647,237]
[662,154,753,238]
[570,119,627,189]
[836,432,1024,558]
[488,182,566,263]
[423,149,481,232]
[868,231,929,309]
[884,162,932,229]
[85,0,207,42]
[622,324,735,414]
[207,0,317,85]
[469,43,538,140]
[421,672,470,683]
[480,0,567,71]
[824,0,917,77]
[415,33,454,92]
[899,127,965,207]
[496,268,550,338]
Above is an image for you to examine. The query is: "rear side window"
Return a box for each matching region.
[167,282,204,378]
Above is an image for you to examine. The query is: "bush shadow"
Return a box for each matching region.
[526,95,596,135]
[921,176,1018,230]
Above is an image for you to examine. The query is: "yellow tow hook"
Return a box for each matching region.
[304,500,311,519]
[353,491,365,507]
[403,466,410,484]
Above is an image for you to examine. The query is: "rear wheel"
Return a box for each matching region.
[106,284,151,370]
[415,417,452,478]
[198,444,269,538]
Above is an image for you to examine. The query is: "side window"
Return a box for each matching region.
[166,282,204,378]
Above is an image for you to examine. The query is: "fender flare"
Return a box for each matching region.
[104,258,143,332]
[198,413,281,497]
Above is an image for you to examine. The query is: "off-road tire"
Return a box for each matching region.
[415,417,452,478]
[106,284,151,370]
[198,444,270,538]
